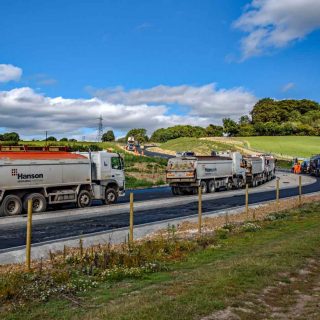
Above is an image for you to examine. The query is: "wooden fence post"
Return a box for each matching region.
[245,184,249,218]
[299,175,302,206]
[276,178,280,209]
[26,199,33,271]
[198,185,202,234]
[129,192,134,242]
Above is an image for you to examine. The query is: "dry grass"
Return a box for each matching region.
[151,194,320,239]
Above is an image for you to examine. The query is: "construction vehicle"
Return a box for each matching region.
[166,152,246,195]
[300,159,310,174]
[167,151,276,195]
[309,155,320,176]
[125,136,136,152]
[0,146,125,216]
[241,155,276,187]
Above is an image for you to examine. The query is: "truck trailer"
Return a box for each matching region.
[0,149,125,216]
[166,152,246,195]
[240,155,276,187]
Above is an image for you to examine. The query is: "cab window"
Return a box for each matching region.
[111,157,122,170]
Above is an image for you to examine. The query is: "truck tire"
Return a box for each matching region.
[207,180,215,193]
[77,190,92,208]
[237,178,244,189]
[104,188,118,205]
[200,181,208,194]
[172,187,181,196]
[1,195,22,216]
[23,193,47,213]
[226,179,233,190]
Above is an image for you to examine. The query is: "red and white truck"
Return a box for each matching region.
[0,146,125,216]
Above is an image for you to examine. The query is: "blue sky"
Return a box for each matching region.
[0,0,320,139]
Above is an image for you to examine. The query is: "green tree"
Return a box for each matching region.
[205,124,223,137]
[223,118,239,136]
[3,132,20,142]
[239,115,251,125]
[60,137,68,142]
[125,128,148,143]
[151,125,207,142]
[46,136,57,141]
[238,124,255,136]
[102,130,115,142]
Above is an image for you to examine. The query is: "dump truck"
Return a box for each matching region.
[241,155,276,187]
[166,152,246,195]
[310,155,320,176]
[0,146,125,216]
[126,136,136,152]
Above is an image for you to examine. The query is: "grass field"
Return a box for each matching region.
[3,202,320,320]
[158,136,320,159]
[160,137,233,154]
[238,136,320,158]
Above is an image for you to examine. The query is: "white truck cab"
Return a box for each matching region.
[0,149,125,216]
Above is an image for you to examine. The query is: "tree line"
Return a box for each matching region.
[223,98,320,137]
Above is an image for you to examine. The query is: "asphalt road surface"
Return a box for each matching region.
[0,174,319,251]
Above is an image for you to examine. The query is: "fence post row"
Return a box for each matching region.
[26,199,33,271]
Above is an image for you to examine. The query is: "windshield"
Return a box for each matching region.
[111,156,124,170]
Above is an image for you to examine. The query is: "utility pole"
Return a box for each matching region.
[97,115,103,142]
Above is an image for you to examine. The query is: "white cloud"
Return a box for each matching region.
[234,0,320,59]
[281,82,295,92]
[91,83,257,119]
[0,83,257,139]
[0,87,209,139]
[0,64,22,83]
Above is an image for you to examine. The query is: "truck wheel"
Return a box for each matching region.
[77,190,92,208]
[207,180,215,193]
[226,179,233,190]
[200,181,208,194]
[237,178,244,189]
[172,187,181,196]
[104,188,118,205]
[23,193,47,213]
[1,195,22,216]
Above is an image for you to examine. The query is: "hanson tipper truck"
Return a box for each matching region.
[241,155,276,187]
[166,152,276,195]
[166,152,246,195]
[0,146,125,216]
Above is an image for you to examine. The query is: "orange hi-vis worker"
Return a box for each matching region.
[294,163,301,174]
[296,163,301,174]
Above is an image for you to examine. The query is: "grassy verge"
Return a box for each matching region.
[2,201,320,320]
[125,176,165,189]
